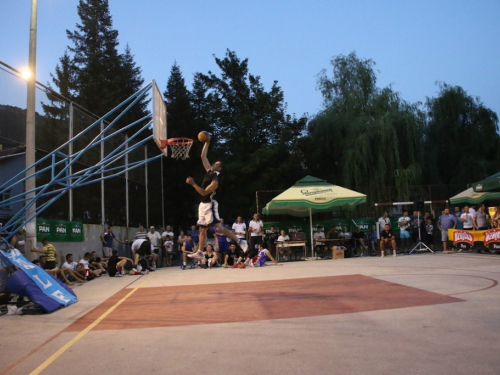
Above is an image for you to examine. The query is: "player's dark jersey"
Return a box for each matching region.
[200,170,220,203]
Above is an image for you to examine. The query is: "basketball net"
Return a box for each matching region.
[166,138,193,160]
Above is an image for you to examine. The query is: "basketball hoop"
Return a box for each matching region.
[165,138,193,160]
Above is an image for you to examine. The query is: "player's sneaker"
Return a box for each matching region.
[238,263,246,269]
[231,263,239,268]
[238,240,248,253]
[115,273,123,277]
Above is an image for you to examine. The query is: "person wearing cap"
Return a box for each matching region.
[100,226,127,258]
[146,226,161,270]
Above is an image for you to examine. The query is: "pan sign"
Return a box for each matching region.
[36,219,84,242]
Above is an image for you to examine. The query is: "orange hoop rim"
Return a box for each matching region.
[165,137,193,145]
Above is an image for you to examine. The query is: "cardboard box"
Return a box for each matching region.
[333,248,344,259]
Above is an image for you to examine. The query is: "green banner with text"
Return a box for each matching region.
[36,218,84,242]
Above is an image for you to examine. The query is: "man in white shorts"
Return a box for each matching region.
[186,137,248,255]
[398,211,411,252]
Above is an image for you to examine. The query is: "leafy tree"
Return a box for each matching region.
[304,52,424,210]
[424,83,500,185]
[191,50,307,219]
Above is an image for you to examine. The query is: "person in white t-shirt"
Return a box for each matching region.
[313,227,326,257]
[146,226,161,270]
[61,253,86,283]
[277,229,291,260]
[232,216,247,241]
[163,235,174,267]
[460,206,474,230]
[378,212,390,233]
[248,213,264,257]
[398,211,411,252]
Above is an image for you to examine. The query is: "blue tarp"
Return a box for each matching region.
[0,249,77,313]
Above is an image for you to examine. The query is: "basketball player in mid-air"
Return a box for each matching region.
[186,134,248,255]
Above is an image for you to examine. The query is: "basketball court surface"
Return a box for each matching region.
[1,253,499,375]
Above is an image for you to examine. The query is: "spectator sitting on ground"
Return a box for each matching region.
[380,223,397,257]
[201,244,218,269]
[107,250,134,277]
[90,251,107,274]
[181,234,197,270]
[224,242,244,268]
[277,229,291,260]
[61,254,87,283]
[247,243,282,267]
[79,252,103,278]
[33,256,74,286]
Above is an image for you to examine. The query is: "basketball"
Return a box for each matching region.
[198,131,211,142]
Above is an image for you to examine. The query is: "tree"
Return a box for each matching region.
[303,52,424,210]
[65,0,123,117]
[191,50,307,219]
[424,83,500,185]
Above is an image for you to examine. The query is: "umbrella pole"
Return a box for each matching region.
[309,208,314,258]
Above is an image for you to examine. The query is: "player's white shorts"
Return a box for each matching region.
[197,200,220,227]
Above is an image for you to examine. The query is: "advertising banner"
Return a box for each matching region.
[448,228,500,251]
[36,218,84,242]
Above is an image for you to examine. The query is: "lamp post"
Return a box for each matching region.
[25,0,38,254]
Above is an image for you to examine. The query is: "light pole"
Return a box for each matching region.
[25,0,38,254]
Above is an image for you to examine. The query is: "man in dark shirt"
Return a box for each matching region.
[186,137,248,257]
[380,223,397,257]
[224,243,244,268]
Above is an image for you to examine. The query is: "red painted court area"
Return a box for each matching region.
[65,274,463,331]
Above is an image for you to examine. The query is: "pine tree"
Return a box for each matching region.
[66,0,123,116]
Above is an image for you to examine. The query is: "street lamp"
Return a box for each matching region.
[25,0,38,254]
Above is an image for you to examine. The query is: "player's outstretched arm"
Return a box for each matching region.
[201,139,211,171]
[264,249,282,265]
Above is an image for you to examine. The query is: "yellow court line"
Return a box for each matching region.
[30,274,153,375]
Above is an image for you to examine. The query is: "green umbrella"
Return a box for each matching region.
[262,175,367,257]
[449,187,500,205]
[471,171,500,192]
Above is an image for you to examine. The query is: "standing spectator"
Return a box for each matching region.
[438,208,458,252]
[232,216,247,243]
[163,235,174,267]
[377,211,390,233]
[30,238,57,270]
[492,207,500,228]
[453,207,463,230]
[369,224,378,256]
[187,225,199,247]
[161,225,175,266]
[424,218,435,249]
[248,213,264,256]
[100,226,127,258]
[146,226,161,270]
[460,206,474,231]
[473,204,489,230]
[215,218,230,259]
[398,211,411,252]
[133,225,148,240]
